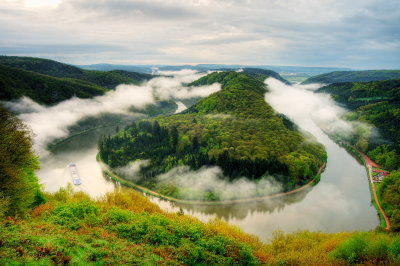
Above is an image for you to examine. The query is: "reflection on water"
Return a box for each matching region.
[38,123,379,241]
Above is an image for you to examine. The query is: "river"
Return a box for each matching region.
[37,119,379,242]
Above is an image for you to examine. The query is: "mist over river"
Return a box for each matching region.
[36,81,379,242]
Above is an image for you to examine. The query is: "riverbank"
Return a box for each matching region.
[318,124,389,230]
[341,142,390,230]
[97,152,326,205]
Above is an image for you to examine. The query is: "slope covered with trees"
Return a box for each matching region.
[0,64,108,105]
[241,68,291,85]
[302,70,400,84]
[99,72,326,200]
[0,55,154,89]
[315,79,400,231]
[0,104,45,218]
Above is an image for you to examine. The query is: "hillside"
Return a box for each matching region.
[0,64,108,105]
[99,71,326,201]
[241,68,291,85]
[0,55,154,89]
[315,79,400,231]
[302,70,400,84]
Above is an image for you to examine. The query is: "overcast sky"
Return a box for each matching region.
[1,0,399,69]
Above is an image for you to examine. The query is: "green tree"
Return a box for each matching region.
[0,104,43,216]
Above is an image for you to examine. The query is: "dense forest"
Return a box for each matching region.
[0,55,154,90]
[233,68,291,85]
[99,71,326,201]
[302,70,400,84]
[315,78,400,231]
[0,64,108,105]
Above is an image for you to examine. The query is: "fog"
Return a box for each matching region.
[175,102,187,113]
[149,69,220,100]
[5,69,220,155]
[265,78,356,136]
[6,85,154,154]
[156,166,282,201]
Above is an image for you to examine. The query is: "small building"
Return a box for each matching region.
[375,172,385,182]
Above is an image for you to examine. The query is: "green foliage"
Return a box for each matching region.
[0,104,43,217]
[303,70,400,84]
[0,64,108,105]
[241,68,291,85]
[0,55,154,90]
[315,79,400,110]
[0,189,262,265]
[2,187,400,265]
[329,231,399,265]
[51,200,102,229]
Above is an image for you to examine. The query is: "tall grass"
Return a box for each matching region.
[2,186,400,265]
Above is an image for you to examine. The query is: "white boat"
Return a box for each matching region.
[69,163,81,185]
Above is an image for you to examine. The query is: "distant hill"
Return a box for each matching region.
[241,68,291,85]
[78,63,352,76]
[0,56,154,89]
[0,64,107,105]
[302,70,400,84]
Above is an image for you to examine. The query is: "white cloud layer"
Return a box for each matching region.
[264,77,359,137]
[5,70,220,154]
[0,0,399,68]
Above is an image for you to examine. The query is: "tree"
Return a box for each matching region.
[171,126,178,148]
[0,104,43,216]
[192,136,199,152]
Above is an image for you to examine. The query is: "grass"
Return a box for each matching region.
[2,186,400,265]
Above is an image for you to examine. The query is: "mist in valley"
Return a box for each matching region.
[5,69,220,156]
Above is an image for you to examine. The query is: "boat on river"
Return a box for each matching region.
[69,163,81,185]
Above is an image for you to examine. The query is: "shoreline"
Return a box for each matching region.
[97,152,326,205]
[318,124,390,230]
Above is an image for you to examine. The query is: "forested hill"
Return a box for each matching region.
[0,55,154,89]
[315,79,400,110]
[302,70,400,84]
[0,64,107,105]
[216,68,291,85]
[99,71,326,200]
[315,78,400,155]
[241,68,291,85]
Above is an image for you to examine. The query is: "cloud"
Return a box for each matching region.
[175,102,187,113]
[5,71,220,155]
[148,69,221,99]
[156,165,282,201]
[5,85,154,153]
[264,77,374,141]
[1,0,399,68]
[117,160,150,182]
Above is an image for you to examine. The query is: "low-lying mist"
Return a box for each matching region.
[118,164,283,201]
[5,69,220,155]
[264,78,371,140]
